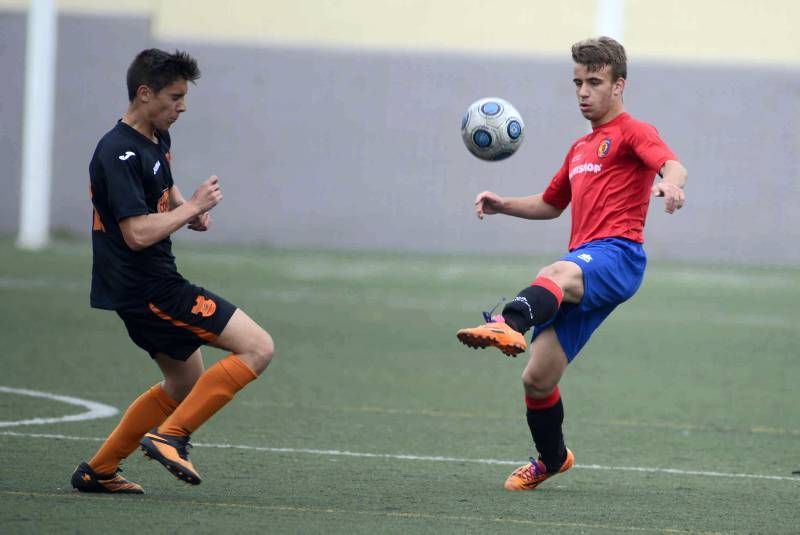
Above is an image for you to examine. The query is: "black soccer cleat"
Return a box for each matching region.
[71,461,144,494]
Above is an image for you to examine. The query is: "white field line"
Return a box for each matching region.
[0,387,118,427]
[2,383,796,443]
[236,400,800,437]
[0,276,793,328]
[1,430,798,483]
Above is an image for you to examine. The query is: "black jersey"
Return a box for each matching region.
[89,121,185,310]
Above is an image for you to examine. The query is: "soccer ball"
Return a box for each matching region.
[461,97,525,161]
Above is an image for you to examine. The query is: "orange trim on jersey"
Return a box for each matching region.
[148,303,218,342]
[90,184,106,232]
[92,208,106,232]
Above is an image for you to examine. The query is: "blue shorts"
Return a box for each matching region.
[531,237,646,362]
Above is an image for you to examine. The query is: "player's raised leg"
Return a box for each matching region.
[504,326,574,490]
[457,261,580,356]
[140,309,273,484]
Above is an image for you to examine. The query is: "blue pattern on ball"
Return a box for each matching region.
[480,102,501,116]
[472,129,492,148]
[507,120,522,140]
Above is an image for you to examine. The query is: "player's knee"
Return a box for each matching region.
[536,263,563,280]
[537,261,582,302]
[521,369,556,397]
[248,330,275,375]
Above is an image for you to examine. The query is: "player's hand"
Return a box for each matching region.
[189,175,223,213]
[187,211,211,231]
[475,190,505,219]
[651,181,685,214]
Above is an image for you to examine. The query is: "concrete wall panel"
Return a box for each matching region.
[2,13,797,265]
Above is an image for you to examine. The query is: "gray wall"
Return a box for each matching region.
[2,12,798,264]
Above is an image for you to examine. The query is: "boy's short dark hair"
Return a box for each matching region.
[126,49,201,102]
[571,37,627,81]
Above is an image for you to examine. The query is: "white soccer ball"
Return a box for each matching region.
[461,97,525,161]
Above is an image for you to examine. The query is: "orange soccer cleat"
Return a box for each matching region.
[71,462,144,494]
[503,448,574,491]
[456,316,527,357]
[140,430,201,485]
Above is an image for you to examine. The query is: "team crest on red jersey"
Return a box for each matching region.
[597,138,612,158]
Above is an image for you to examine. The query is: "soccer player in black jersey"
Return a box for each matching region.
[72,49,274,494]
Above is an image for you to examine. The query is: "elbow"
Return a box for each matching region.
[123,234,147,251]
[548,205,565,219]
[540,197,564,219]
[121,227,149,251]
[119,216,155,251]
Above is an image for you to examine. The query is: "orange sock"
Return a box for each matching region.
[89,383,179,474]
[158,354,257,437]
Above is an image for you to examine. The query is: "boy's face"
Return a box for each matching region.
[573,63,624,124]
[140,79,188,131]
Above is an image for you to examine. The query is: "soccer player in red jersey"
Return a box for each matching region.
[457,37,687,490]
[72,49,275,493]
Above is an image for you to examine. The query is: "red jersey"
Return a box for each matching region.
[542,112,678,251]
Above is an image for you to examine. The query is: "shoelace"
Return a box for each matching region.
[97,466,127,482]
[526,457,546,479]
[174,436,193,460]
[482,298,506,323]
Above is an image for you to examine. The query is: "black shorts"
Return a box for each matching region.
[116,282,237,361]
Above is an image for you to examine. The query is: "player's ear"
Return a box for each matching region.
[136,84,153,103]
[613,77,625,97]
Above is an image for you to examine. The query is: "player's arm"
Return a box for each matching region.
[169,184,187,209]
[170,184,210,231]
[652,160,687,214]
[475,191,563,220]
[119,175,221,250]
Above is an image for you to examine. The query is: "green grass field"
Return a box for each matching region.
[1,237,798,534]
